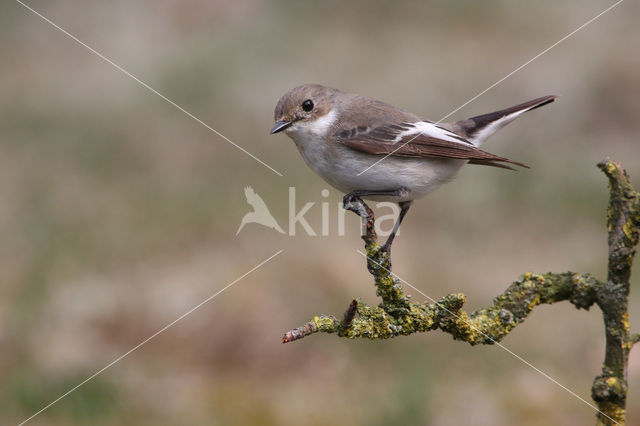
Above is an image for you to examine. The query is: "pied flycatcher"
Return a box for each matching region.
[270,84,556,253]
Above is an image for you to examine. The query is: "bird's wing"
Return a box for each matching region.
[334,121,528,170]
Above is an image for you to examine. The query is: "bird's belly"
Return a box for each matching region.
[293,138,466,202]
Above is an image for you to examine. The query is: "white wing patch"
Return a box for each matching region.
[398,121,469,145]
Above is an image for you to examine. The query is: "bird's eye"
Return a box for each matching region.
[302,99,314,112]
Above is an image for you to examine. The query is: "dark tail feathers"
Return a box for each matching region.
[457,95,557,141]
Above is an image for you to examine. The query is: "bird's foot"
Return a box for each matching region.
[342,193,368,218]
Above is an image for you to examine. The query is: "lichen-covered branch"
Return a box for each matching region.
[283,159,639,426]
[590,160,640,425]
[284,270,604,341]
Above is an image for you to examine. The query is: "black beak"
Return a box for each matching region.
[270,120,293,134]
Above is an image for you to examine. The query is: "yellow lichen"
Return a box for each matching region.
[596,401,626,425]
[313,316,335,330]
[623,219,635,241]
[622,313,630,332]
[528,295,541,311]
[365,243,379,258]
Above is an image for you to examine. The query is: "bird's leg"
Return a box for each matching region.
[342,188,410,238]
[381,201,412,255]
[342,189,409,272]
[342,188,409,211]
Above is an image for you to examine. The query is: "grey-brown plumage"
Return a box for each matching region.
[335,124,528,170]
[330,93,555,170]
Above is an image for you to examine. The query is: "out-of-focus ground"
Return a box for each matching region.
[1,0,639,424]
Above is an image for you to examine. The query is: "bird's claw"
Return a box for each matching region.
[342,194,365,216]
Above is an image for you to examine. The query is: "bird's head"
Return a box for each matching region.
[270,84,339,136]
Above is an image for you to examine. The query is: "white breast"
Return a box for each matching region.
[291,109,338,138]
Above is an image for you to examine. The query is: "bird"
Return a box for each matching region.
[270,84,556,254]
[236,186,285,235]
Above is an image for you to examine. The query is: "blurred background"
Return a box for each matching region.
[1,0,639,424]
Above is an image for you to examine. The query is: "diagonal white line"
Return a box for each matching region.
[436,0,623,124]
[18,249,284,426]
[14,0,284,177]
[357,0,624,177]
[356,249,621,425]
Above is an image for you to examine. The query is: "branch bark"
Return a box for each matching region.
[283,159,639,426]
[591,160,640,425]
